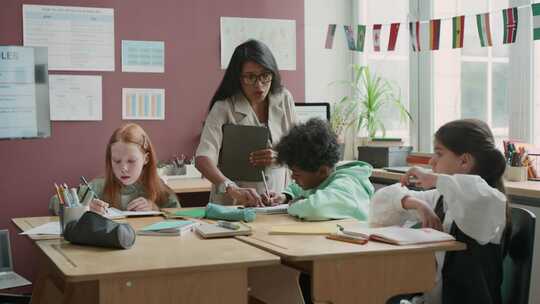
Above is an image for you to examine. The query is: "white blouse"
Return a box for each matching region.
[369,174,507,304]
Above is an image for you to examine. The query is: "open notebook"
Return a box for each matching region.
[105,207,162,219]
[251,204,288,214]
[341,226,455,245]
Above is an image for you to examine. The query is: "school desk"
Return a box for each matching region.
[236,214,466,304]
[371,168,540,201]
[13,216,279,304]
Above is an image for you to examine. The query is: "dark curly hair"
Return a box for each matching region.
[276,118,340,172]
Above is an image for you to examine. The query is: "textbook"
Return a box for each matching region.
[219,124,269,182]
[137,220,197,236]
[195,222,252,238]
[340,226,455,245]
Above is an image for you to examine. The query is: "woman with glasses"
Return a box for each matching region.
[195,39,297,206]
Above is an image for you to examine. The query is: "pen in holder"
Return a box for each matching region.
[504,165,528,182]
[60,205,89,234]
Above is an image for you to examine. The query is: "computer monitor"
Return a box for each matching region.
[294,102,330,123]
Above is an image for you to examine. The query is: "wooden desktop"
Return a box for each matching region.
[236,214,465,304]
[13,216,279,304]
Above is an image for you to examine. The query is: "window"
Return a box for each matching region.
[305,0,533,153]
[355,0,411,144]
[430,0,516,151]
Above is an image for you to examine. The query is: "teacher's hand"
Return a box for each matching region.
[250,148,277,167]
[227,187,263,207]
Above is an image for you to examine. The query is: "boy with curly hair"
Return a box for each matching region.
[264,118,374,221]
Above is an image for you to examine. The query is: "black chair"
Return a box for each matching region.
[502,206,536,304]
[0,293,31,304]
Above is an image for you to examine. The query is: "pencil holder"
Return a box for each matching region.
[171,165,187,175]
[504,165,528,182]
[61,205,89,233]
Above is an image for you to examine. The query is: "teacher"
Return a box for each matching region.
[195,39,297,206]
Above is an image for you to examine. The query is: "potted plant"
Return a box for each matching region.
[330,64,412,158]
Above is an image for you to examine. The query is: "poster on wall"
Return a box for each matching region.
[23,4,115,71]
[220,17,296,70]
[122,40,165,73]
[49,75,102,121]
[0,46,37,138]
[122,88,165,120]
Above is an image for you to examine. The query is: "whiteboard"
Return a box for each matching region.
[220,17,296,70]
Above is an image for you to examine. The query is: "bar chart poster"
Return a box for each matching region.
[122,88,165,120]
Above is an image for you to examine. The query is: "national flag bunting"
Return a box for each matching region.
[430,19,441,50]
[344,25,356,50]
[502,7,518,44]
[476,13,493,47]
[532,4,540,40]
[452,15,465,49]
[325,24,337,49]
[357,25,366,51]
[409,21,421,52]
[373,24,382,52]
[388,23,400,51]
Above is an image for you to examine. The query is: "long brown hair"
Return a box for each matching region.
[435,119,510,226]
[103,123,173,208]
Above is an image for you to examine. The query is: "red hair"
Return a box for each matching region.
[103,123,173,208]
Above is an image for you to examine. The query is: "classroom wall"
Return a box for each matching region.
[0,0,304,286]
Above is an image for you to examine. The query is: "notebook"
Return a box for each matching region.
[137,220,197,236]
[219,124,269,182]
[195,223,252,238]
[105,207,162,219]
[0,230,31,289]
[251,204,289,214]
[269,222,339,235]
[164,208,207,219]
[341,225,455,245]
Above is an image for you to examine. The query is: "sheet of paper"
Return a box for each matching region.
[23,4,114,71]
[122,88,165,120]
[251,204,289,214]
[122,40,164,73]
[0,46,38,138]
[220,17,296,70]
[20,222,61,235]
[49,75,102,121]
[106,207,162,219]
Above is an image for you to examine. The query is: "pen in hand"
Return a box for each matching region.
[261,171,270,204]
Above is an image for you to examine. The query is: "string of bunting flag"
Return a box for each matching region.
[325,3,540,52]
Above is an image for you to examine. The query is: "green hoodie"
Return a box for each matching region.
[285,161,374,221]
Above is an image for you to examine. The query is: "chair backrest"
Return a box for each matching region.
[502,206,536,304]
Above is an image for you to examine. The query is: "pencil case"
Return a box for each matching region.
[205,203,256,222]
[64,212,136,249]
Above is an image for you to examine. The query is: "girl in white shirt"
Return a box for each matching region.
[372,119,510,304]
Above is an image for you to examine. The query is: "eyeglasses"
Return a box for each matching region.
[240,72,273,85]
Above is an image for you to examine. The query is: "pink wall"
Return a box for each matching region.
[0,0,304,287]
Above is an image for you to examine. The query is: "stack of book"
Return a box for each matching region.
[137,220,197,236]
